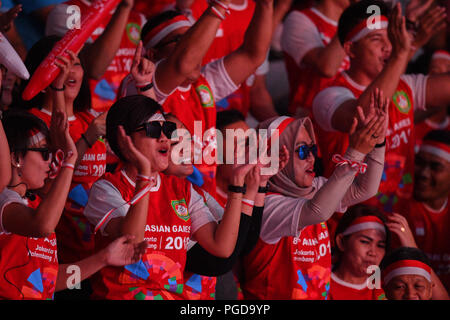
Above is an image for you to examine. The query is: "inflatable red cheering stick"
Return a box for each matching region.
[22,0,121,101]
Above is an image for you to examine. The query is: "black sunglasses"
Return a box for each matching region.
[296,144,317,160]
[21,147,52,161]
[135,121,177,139]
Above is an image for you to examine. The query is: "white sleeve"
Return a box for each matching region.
[153,59,178,105]
[203,190,224,222]
[254,51,270,76]
[84,180,130,236]
[312,86,356,132]
[0,189,25,233]
[202,58,240,102]
[400,74,429,111]
[281,11,324,66]
[260,194,305,244]
[188,185,217,235]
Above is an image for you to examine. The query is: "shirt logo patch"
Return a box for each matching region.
[171,199,190,222]
[393,90,411,114]
[126,23,141,45]
[196,85,214,108]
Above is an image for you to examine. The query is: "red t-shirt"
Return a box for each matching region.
[90,170,193,300]
[0,190,58,300]
[329,273,386,300]
[243,221,331,300]
[29,108,107,263]
[400,198,450,291]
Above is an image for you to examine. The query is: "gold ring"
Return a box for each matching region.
[401,227,405,233]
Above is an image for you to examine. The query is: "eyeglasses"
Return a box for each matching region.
[21,147,52,161]
[296,144,317,160]
[135,121,177,139]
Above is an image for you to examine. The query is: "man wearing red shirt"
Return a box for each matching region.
[401,130,450,292]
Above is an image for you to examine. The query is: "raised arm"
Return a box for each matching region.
[81,0,134,79]
[154,2,229,94]
[222,0,274,87]
[0,71,11,192]
[331,4,411,133]
[2,111,77,237]
[103,126,153,243]
[299,98,387,229]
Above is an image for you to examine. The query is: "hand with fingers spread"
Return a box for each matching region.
[385,212,418,248]
[413,5,447,49]
[101,234,148,266]
[405,0,434,23]
[388,3,413,57]
[349,105,387,155]
[117,125,152,177]
[356,88,390,146]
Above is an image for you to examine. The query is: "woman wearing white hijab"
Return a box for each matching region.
[241,91,389,300]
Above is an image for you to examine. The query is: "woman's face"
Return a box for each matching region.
[131,121,171,173]
[164,117,194,178]
[16,138,52,189]
[64,55,84,101]
[293,126,316,188]
[339,229,387,278]
[384,275,433,300]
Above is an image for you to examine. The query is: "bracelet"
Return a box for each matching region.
[242,198,254,208]
[210,5,226,20]
[81,133,93,149]
[208,0,231,15]
[49,84,66,91]
[375,139,386,148]
[228,184,246,194]
[61,163,75,170]
[137,82,154,92]
[258,185,269,193]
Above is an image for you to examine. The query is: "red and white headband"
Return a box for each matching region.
[345,15,389,43]
[341,215,386,236]
[420,140,450,162]
[266,116,294,149]
[382,259,432,285]
[432,50,450,62]
[27,129,46,147]
[143,15,192,49]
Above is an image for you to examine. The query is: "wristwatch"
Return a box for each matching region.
[228,184,246,194]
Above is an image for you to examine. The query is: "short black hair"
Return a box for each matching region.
[338,0,390,45]
[106,95,164,162]
[423,129,450,146]
[14,35,91,113]
[216,109,246,132]
[332,204,391,269]
[2,109,50,158]
[380,246,431,271]
[141,10,184,48]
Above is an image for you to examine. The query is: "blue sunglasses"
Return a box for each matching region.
[296,144,318,160]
